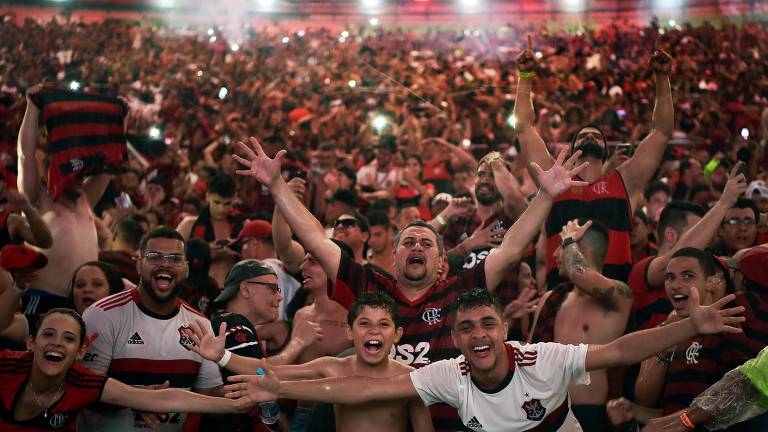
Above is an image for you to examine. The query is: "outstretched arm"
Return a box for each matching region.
[645,163,747,288]
[224,366,419,407]
[620,48,674,198]
[559,219,633,311]
[513,35,555,171]
[101,378,245,414]
[586,287,744,371]
[233,138,341,281]
[484,149,588,291]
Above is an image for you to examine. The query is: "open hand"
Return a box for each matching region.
[688,286,745,335]
[188,320,227,363]
[606,397,635,425]
[531,148,589,199]
[559,219,593,243]
[233,137,286,187]
[503,287,539,321]
[225,365,280,407]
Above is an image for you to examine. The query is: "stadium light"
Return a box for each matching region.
[69,80,80,91]
[457,0,482,13]
[369,18,379,26]
[561,0,585,13]
[372,115,388,132]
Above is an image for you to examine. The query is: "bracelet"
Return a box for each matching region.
[434,215,448,228]
[679,412,696,430]
[519,71,536,78]
[217,350,232,368]
[560,237,578,248]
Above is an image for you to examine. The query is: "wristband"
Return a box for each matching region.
[217,350,232,368]
[560,237,578,248]
[679,412,696,430]
[434,215,448,228]
[519,71,536,78]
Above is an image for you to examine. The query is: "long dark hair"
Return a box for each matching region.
[37,308,87,348]
[68,261,124,309]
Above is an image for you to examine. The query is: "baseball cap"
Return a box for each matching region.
[0,244,48,272]
[747,181,768,200]
[737,246,768,290]
[228,219,272,251]
[214,259,276,305]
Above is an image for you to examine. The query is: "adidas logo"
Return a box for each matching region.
[128,332,144,345]
[466,416,483,429]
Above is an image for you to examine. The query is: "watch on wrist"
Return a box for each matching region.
[560,237,578,248]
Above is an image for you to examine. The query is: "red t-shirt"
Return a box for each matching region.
[628,256,672,331]
[0,350,107,431]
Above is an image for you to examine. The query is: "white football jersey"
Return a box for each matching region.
[78,289,223,432]
[411,341,589,432]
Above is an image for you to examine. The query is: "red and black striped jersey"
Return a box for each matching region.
[660,292,768,416]
[0,350,107,431]
[545,171,632,288]
[628,256,672,331]
[331,251,512,431]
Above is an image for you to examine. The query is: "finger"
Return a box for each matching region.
[569,160,589,178]
[710,293,737,309]
[233,154,252,167]
[722,325,745,334]
[274,149,287,164]
[225,390,243,399]
[720,306,746,316]
[237,141,257,159]
[529,162,544,179]
[235,169,254,176]
[219,321,228,336]
[527,34,532,52]
[555,146,567,166]
[248,137,266,157]
[570,180,589,187]
[227,374,247,383]
[728,161,744,179]
[563,149,582,169]
[581,220,593,231]
[688,286,701,307]
[723,316,746,324]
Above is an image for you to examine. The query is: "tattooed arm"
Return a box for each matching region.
[560,219,634,311]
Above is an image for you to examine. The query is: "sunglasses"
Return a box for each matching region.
[334,218,358,229]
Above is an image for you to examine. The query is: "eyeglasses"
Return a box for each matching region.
[334,219,358,229]
[244,281,281,294]
[143,252,186,265]
[722,217,756,227]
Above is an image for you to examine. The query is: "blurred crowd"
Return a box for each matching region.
[0,11,767,432]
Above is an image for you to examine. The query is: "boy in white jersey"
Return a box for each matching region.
[79,227,223,431]
[224,288,745,431]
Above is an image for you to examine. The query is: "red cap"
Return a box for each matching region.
[237,220,272,241]
[1,244,48,272]
[737,246,768,289]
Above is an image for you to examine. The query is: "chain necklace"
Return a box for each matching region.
[28,379,64,419]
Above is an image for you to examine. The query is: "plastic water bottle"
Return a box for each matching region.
[256,368,279,425]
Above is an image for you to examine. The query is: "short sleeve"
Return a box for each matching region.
[409,359,461,407]
[81,305,115,374]
[534,343,590,388]
[193,320,224,389]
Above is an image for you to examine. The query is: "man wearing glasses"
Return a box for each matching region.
[717,198,760,257]
[332,212,370,265]
[199,259,323,431]
[80,227,224,431]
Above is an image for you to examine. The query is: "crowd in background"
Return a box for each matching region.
[0,10,767,432]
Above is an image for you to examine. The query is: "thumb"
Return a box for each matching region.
[529,162,544,179]
[689,286,701,311]
[218,322,227,336]
[274,149,287,163]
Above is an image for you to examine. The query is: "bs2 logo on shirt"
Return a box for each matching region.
[390,342,431,365]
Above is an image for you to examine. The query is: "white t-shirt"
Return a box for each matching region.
[263,257,301,320]
[356,162,401,192]
[78,289,223,432]
[410,341,589,432]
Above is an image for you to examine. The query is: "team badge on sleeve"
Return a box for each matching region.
[178,325,195,350]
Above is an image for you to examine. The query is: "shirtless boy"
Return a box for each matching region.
[191,291,434,432]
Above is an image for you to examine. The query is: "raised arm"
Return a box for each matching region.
[484,149,588,291]
[559,219,633,311]
[489,157,528,219]
[101,378,245,414]
[586,287,744,371]
[233,137,341,281]
[619,48,674,198]
[82,174,112,210]
[645,164,747,288]
[513,35,555,171]
[273,178,309,274]
[17,86,43,204]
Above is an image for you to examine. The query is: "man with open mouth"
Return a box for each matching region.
[231,136,589,431]
[78,227,224,431]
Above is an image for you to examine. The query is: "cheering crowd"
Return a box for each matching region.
[1,10,768,432]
